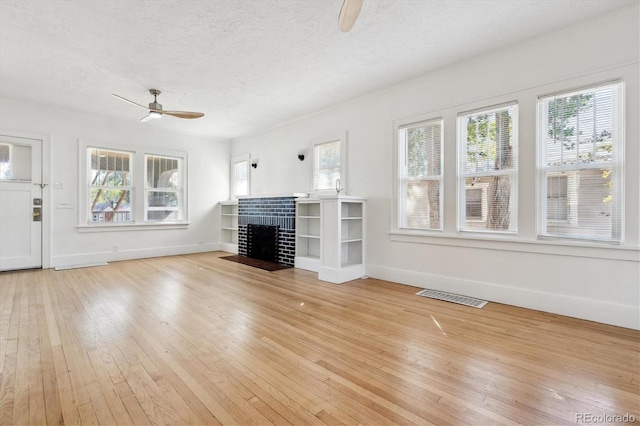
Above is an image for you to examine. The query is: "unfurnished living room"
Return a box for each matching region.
[0,0,639,425]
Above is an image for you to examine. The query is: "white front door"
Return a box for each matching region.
[0,135,43,271]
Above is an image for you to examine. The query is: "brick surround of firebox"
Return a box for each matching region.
[238,196,296,266]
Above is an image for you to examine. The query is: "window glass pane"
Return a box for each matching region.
[314,140,341,190]
[544,169,614,238]
[147,155,179,189]
[89,189,131,222]
[0,143,31,181]
[464,109,515,173]
[407,123,441,177]
[404,179,440,229]
[147,191,181,221]
[545,88,614,167]
[459,105,517,233]
[145,154,183,222]
[234,161,248,196]
[539,82,622,242]
[400,119,442,231]
[88,148,132,223]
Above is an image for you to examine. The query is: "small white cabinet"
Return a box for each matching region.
[295,195,365,284]
[219,201,238,253]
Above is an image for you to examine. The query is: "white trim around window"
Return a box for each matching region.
[230,154,250,198]
[78,139,189,230]
[397,117,444,231]
[536,80,624,244]
[457,102,519,235]
[310,131,347,193]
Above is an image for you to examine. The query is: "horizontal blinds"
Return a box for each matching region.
[401,119,442,230]
[459,104,518,233]
[538,82,623,242]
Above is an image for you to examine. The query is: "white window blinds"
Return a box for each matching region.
[537,82,623,243]
[399,119,443,230]
[458,104,518,233]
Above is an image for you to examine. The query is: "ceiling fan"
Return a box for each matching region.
[338,0,363,32]
[112,89,204,122]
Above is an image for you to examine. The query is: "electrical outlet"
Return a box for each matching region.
[54,181,63,189]
[112,245,119,252]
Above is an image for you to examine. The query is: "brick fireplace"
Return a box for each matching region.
[238,196,296,266]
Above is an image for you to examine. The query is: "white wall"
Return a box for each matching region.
[0,97,230,267]
[231,6,640,329]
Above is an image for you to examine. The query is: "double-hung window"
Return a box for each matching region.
[145,154,184,222]
[398,119,443,230]
[88,148,132,223]
[231,155,250,197]
[537,82,623,243]
[458,103,518,233]
[313,139,342,191]
[82,142,188,227]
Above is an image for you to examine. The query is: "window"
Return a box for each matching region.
[0,142,32,181]
[231,155,250,197]
[145,154,183,222]
[313,139,343,191]
[81,141,188,227]
[458,103,518,233]
[537,82,623,242]
[398,119,443,230]
[88,148,132,223]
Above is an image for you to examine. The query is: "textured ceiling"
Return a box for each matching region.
[0,0,635,139]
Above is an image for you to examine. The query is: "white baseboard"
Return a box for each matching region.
[51,242,221,268]
[366,264,640,330]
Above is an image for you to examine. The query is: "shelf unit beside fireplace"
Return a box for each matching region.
[319,195,366,284]
[295,200,322,272]
[295,195,366,284]
[219,201,238,253]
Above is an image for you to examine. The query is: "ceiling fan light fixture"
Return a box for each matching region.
[149,111,162,119]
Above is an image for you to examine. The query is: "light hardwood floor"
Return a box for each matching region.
[0,252,638,425]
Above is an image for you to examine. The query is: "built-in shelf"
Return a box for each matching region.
[295,200,322,271]
[219,201,239,253]
[294,195,366,283]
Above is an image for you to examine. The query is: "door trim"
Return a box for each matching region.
[1,129,51,269]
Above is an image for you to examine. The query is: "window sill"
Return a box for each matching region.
[77,222,189,233]
[388,229,639,262]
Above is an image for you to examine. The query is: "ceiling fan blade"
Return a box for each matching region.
[339,0,363,32]
[162,111,205,119]
[112,93,149,110]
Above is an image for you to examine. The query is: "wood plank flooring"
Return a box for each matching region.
[0,252,638,425]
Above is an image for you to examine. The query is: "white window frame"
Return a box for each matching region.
[78,139,189,230]
[536,81,624,243]
[311,132,347,193]
[86,146,134,224]
[144,153,186,223]
[398,118,443,231]
[230,154,250,198]
[457,102,519,234]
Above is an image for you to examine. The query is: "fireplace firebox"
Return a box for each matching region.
[247,224,279,263]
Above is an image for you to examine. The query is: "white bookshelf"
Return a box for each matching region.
[219,201,238,253]
[295,200,322,272]
[294,195,366,283]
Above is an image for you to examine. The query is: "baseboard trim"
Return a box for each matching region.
[51,243,221,268]
[366,264,639,330]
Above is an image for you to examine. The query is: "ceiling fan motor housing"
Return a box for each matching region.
[148,101,163,111]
